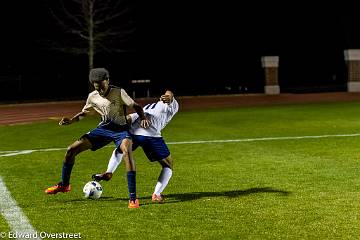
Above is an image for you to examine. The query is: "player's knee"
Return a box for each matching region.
[167,159,173,169]
[120,139,132,154]
[161,156,173,169]
[65,146,77,162]
[120,145,130,156]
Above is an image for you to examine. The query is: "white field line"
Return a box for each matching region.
[1,133,360,158]
[0,176,40,240]
[0,148,66,157]
[167,133,360,144]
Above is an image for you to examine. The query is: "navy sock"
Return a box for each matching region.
[127,171,136,200]
[61,162,74,186]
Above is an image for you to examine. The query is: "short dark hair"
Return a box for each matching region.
[89,68,109,83]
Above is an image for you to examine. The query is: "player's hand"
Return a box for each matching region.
[160,94,172,104]
[59,117,72,126]
[140,118,150,128]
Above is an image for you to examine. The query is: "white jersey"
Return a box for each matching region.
[130,98,179,137]
[82,86,135,126]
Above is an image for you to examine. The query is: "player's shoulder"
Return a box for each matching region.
[109,85,129,94]
[169,96,178,104]
[88,90,99,98]
[144,100,162,109]
[173,98,179,106]
[108,85,122,92]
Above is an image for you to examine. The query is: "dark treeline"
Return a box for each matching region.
[0,1,358,102]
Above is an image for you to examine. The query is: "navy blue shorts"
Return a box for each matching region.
[82,122,131,151]
[132,135,170,162]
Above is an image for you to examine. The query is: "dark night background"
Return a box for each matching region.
[0,0,360,102]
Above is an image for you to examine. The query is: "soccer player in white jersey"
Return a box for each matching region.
[92,90,179,203]
[45,68,150,209]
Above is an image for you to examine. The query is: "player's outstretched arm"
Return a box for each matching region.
[59,111,87,126]
[132,102,150,128]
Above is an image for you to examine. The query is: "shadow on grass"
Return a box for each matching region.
[163,187,290,203]
[64,187,290,204]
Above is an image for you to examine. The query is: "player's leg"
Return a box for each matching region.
[106,135,140,175]
[120,138,139,208]
[92,148,122,181]
[62,138,92,185]
[106,148,123,173]
[92,135,142,182]
[141,137,172,203]
[152,155,173,203]
[45,138,92,194]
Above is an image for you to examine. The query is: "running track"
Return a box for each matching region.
[2,92,360,125]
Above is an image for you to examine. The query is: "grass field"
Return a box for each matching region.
[2,101,360,239]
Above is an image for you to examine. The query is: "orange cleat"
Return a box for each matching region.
[45,183,71,194]
[128,199,140,209]
[152,193,165,203]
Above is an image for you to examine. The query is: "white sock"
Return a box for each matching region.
[154,167,173,195]
[106,149,123,173]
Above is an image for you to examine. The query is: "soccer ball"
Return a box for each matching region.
[83,181,103,199]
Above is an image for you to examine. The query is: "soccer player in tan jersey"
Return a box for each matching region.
[93,91,179,203]
[45,68,150,209]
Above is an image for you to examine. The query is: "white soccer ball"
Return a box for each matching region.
[83,181,103,199]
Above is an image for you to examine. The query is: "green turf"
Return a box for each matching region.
[0,215,10,233]
[1,102,360,239]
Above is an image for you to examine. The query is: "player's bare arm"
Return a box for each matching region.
[132,102,150,128]
[59,111,87,125]
[126,114,132,125]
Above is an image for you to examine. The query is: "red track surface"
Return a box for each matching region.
[2,92,360,125]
